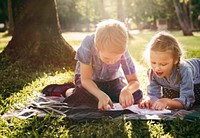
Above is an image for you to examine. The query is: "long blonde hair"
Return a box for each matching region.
[145,32,184,83]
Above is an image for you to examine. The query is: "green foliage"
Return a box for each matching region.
[192,0,200,29]
[57,0,82,31]
[1,31,200,137]
[0,0,8,22]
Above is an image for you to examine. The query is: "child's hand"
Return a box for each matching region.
[138,96,152,109]
[98,92,113,110]
[119,89,134,108]
[152,98,169,110]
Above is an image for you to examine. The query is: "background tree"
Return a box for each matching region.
[124,0,179,30]
[57,0,81,31]
[117,0,125,21]
[98,0,107,19]
[191,0,200,30]
[0,0,76,68]
[173,0,193,35]
[1,0,199,35]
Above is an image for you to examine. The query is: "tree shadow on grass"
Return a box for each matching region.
[8,116,151,138]
[0,56,76,108]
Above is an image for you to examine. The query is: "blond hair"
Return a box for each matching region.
[144,32,184,83]
[94,19,128,54]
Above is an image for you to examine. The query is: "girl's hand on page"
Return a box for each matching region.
[152,98,168,110]
[119,89,134,108]
[138,96,152,109]
[98,93,113,110]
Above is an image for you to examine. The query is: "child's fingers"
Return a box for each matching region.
[127,98,133,107]
[130,96,134,105]
[138,101,144,108]
[139,99,152,109]
[98,102,105,110]
[98,100,113,110]
[99,104,107,110]
[146,100,152,109]
[108,100,114,109]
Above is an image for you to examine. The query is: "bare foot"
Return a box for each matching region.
[65,88,75,97]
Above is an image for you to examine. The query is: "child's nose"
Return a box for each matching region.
[155,65,161,71]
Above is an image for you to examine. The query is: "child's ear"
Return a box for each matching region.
[174,58,179,65]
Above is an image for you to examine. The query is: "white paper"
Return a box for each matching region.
[109,103,171,115]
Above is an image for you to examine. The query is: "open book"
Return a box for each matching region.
[109,103,171,115]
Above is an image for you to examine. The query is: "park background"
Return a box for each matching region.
[0,0,200,137]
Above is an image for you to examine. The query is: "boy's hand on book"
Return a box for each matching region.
[98,93,113,110]
[119,89,134,108]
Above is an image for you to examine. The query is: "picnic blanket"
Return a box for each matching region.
[2,92,200,122]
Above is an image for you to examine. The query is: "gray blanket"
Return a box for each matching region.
[2,93,200,122]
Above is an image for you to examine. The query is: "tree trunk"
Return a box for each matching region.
[173,0,193,36]
[1,0,76,68]
[7,0,14,35]
[98,0,107,19]
[117,0,125,21]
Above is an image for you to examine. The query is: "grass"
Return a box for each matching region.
[0,32,12,53]
[0,30,200,137]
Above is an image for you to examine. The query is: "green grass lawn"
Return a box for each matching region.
[0,31,200,137]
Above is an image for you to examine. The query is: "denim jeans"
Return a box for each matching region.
[64,74,143,108]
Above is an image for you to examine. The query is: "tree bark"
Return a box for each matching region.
[173,0,193,36]
[1,0,76,68]
[7,0,14,35]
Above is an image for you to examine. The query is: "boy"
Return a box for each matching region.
[45,19,143,110]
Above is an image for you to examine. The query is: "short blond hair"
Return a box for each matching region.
[94,19,128,54]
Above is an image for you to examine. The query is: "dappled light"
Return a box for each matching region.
[1,31,200,137]
[0,0,200,137]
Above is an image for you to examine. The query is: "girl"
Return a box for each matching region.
[139,32,200,110]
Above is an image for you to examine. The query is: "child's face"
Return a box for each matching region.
[150,50,178,79]
[99,50,123,64]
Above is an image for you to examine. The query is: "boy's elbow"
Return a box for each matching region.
[81,79,87,87]
[81,78,91,88]
[135,80,140,88]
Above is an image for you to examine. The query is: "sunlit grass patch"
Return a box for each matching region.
[1,31,200,137]
[62,32,92,47]
[176,34,200,58]
[0,32,12,53]
[1,70,74,114]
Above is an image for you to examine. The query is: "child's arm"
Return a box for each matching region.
[119,74,140,108]
[80,62,113,110]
